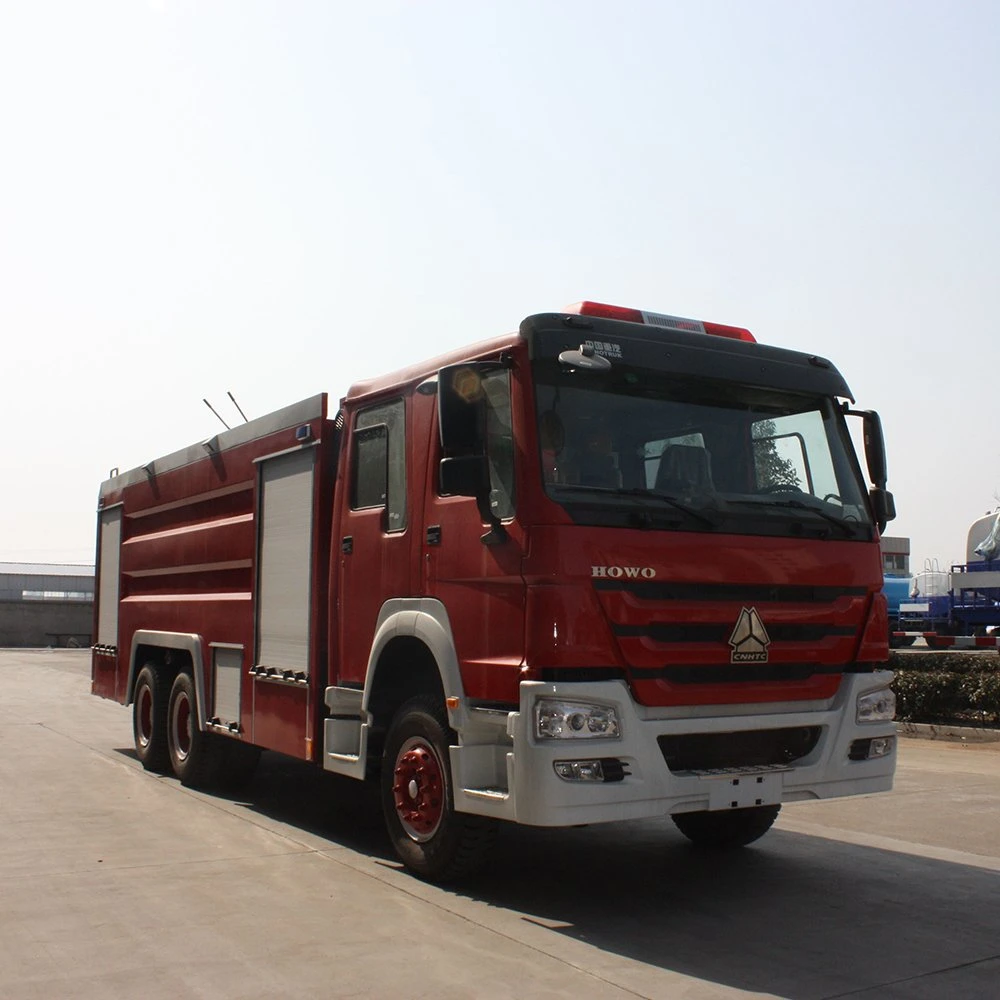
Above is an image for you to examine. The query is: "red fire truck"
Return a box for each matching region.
[92,301,898,880]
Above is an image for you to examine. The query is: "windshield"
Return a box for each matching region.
[533,362,872,539]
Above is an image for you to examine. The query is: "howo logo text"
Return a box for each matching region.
[591,566,657,579]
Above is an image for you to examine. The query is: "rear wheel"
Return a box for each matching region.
[672,805,780,849]
[133,664,170,773]
[381,695,497,882]
[167,672,222,787]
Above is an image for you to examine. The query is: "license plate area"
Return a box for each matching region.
[697,766,786,811]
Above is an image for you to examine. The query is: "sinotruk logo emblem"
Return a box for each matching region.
[729,607,771,663]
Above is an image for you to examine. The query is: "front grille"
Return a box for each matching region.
[593,580,867,603]
[658,726,821,773]
[614,623,855,643]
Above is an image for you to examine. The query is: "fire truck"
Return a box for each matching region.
[91,301,898,881]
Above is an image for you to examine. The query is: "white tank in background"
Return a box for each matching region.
[911,559,948,598]
[969,510,1000,563]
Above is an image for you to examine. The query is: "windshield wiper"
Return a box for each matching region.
[625,487,722,528]
[728,497,858,537]
[548,484,720,529]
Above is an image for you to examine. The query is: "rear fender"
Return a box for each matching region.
[127,630,208,730]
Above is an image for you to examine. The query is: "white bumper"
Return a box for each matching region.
[451,672,896,827]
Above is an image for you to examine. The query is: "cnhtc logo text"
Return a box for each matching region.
[729,607,771,663]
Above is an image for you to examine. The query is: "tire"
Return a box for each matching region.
[381,695,497,882]
[133,664,170,773]
[672,805,781,849]
[166,672,222,788]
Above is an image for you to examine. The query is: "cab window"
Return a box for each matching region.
[352,399,406,531]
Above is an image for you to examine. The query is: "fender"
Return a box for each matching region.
[127,630,208,731]
[323,598,466,779]
[363,598,467,725]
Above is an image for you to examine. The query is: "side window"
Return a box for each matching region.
[351,424,388,509]
[353,399,407,531]
[483,370,515,520]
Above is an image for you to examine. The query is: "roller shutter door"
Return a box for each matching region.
[256,449,315,674]
[96,507,122,646]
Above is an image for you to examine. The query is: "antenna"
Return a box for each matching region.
[203,398,231,430]
[227,391,249,423]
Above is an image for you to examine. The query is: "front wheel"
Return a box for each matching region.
[381,696,497,882]
[672,805,780,849]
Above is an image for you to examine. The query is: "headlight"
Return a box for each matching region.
[857,688,896,724]
[535,699,621,740]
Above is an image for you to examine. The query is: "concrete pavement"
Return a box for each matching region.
[2,649,1000,999]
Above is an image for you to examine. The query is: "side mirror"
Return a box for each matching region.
[440,455,488,498]
[438,359,512,545]
[861,410,888,489]
[439,364,490,454]
[869,487,896,533]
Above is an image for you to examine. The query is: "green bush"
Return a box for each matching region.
[892,670,964,722]
[959,670,1000,724]
[890,656,1000,724]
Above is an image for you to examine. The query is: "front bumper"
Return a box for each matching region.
[450,672,896,826]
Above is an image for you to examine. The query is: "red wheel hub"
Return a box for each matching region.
[173,692,192,759]
[392,739,444,841]
[137,687,152,747]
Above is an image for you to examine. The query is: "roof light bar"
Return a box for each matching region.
[564,301,756,343]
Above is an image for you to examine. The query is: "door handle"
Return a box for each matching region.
[341,536,353,554]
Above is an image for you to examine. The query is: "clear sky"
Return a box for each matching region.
[2,1,997,576]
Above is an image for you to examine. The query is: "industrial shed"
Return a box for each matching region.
[880,535,910,576]
[0,563,94,647]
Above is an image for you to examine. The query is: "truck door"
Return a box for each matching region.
[337,397,412,682]
[423,367,526,705]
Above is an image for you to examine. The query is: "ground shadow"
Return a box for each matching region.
[456,820,1000,999]
[114,746,393,858]
[114,747,1000,998]
[236,750,391,856]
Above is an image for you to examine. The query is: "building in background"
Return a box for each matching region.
[0,563,94,647]
[880,536,910,577]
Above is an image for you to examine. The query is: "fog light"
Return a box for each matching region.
[553,758,628,782]
[554,759,605,781]
[849,736,895,761]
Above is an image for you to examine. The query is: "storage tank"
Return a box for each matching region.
[968,510,1000,563]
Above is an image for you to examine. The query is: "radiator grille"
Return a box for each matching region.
[658,726,821,773]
